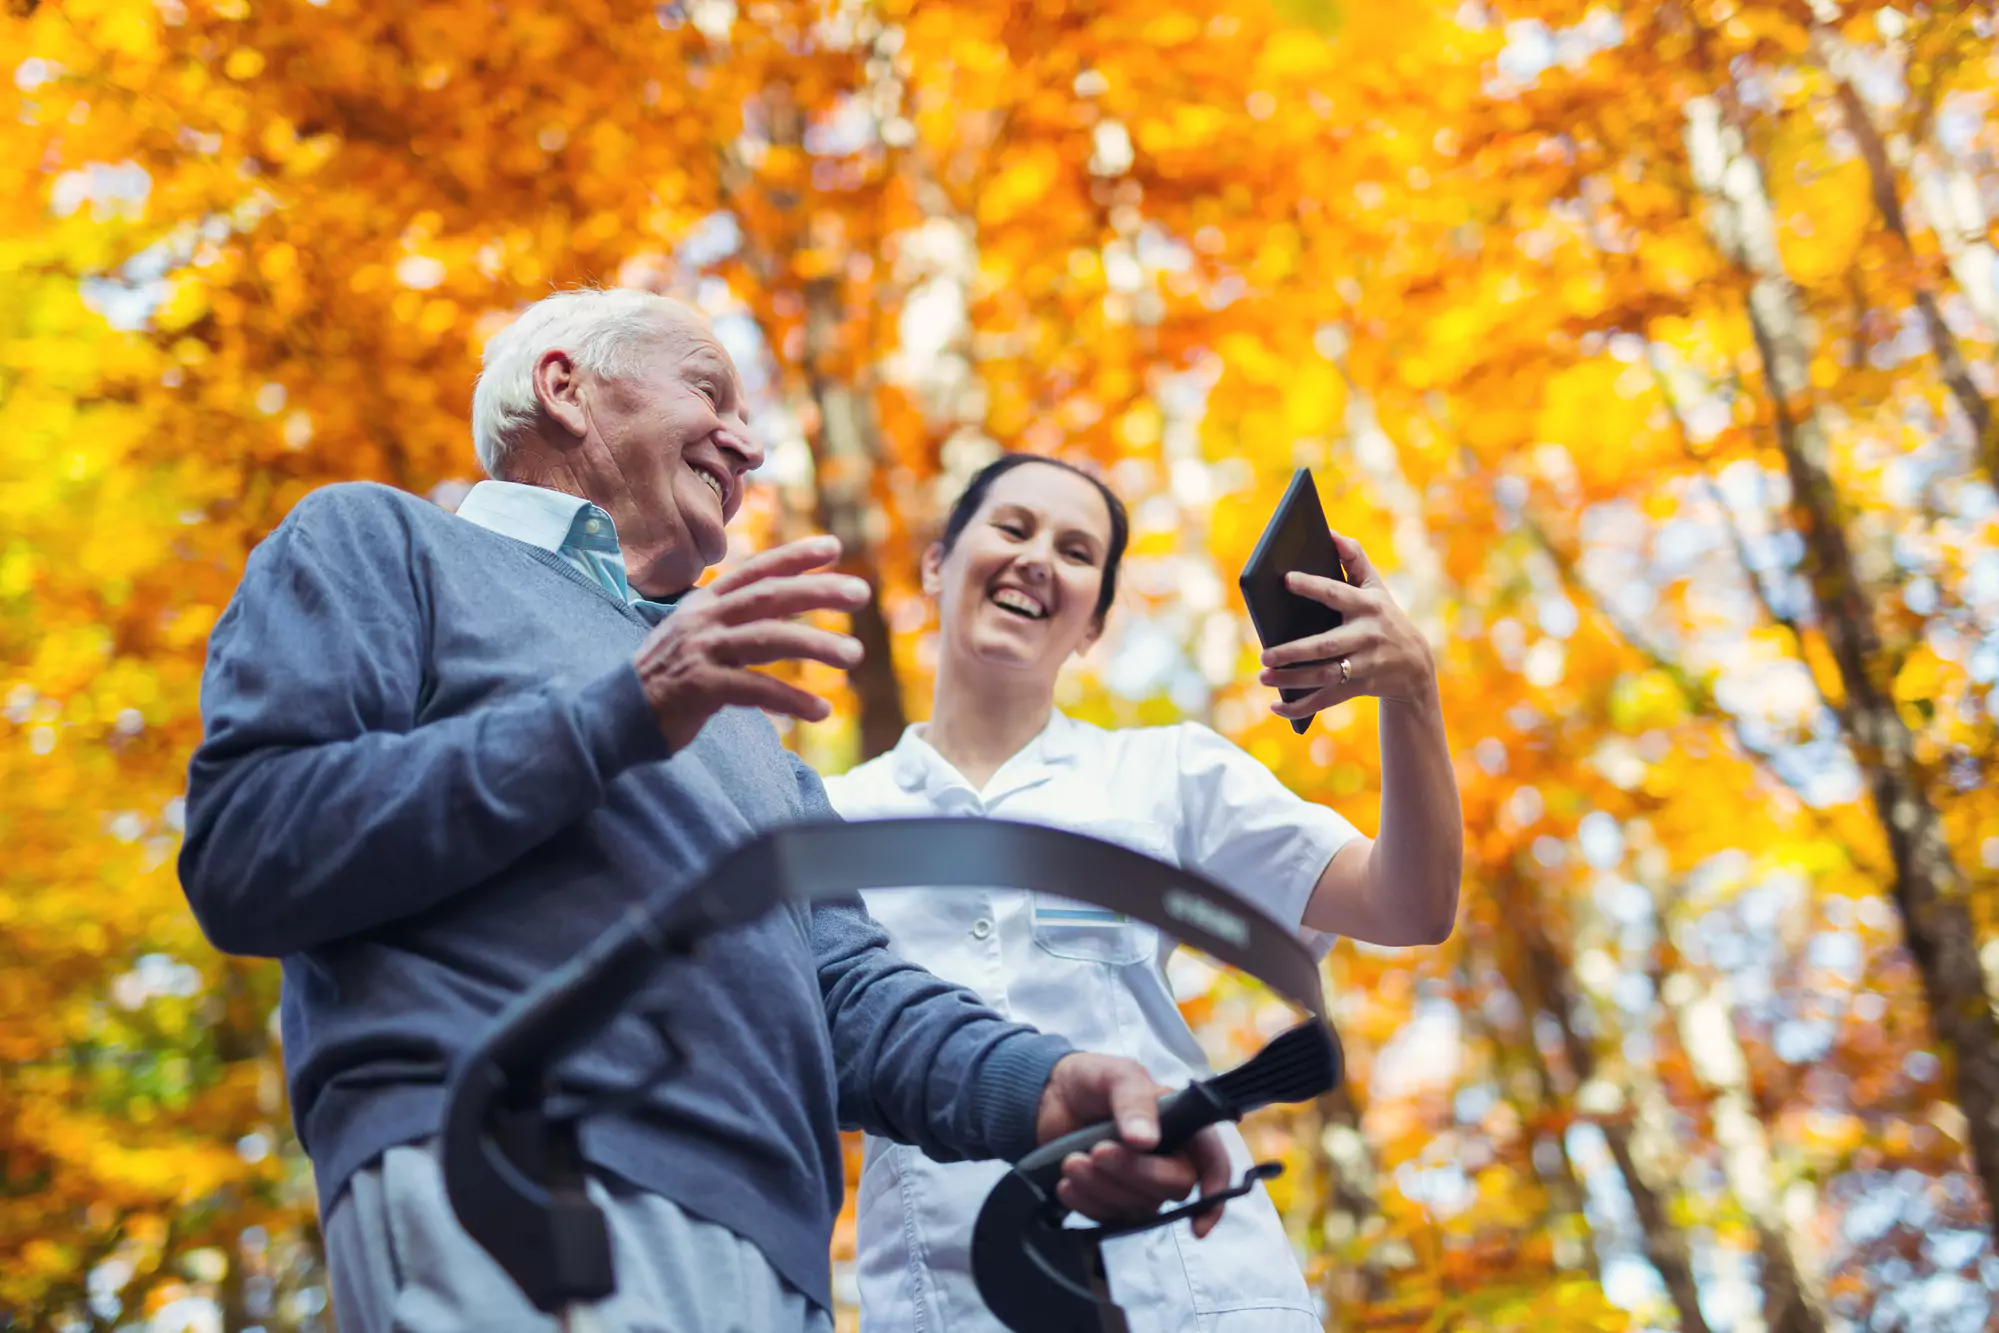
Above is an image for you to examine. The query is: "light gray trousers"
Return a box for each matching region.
[323,1139,834,1333]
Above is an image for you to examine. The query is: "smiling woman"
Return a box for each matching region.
[927,455,1128,680]
[821,453,1463,1333]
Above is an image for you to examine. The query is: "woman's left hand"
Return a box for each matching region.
[1258,532,1436,718]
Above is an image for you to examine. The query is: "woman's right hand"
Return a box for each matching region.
[1258,531,1437,717]
[633,535,870,751]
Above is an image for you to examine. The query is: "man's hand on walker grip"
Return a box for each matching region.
[1035,1053,1235,1239]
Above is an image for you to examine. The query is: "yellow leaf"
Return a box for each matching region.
[1893,645,1944,705]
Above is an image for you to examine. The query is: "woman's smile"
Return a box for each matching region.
[988,583,1051,621]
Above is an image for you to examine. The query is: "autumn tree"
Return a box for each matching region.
[8,0,1999,1329]
[1263,0,1999,1324]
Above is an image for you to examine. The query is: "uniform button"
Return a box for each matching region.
[971,919,993,939]
[584,518,604,535]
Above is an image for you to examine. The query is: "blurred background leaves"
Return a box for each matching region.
[3,0,1998,1329]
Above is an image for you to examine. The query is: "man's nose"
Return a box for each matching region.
[717,419,764,475]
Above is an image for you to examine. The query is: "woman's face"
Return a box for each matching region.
[924,463,1116,680]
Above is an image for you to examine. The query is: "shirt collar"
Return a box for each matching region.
[890,710,1080,793]
[455,480,602,553]
[455,479,683,613]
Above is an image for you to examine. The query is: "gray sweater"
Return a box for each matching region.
[178,482,1071,1310]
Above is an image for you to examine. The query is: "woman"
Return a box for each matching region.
[823,454,1462,1332]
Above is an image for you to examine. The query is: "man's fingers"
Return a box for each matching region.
[707,622,863,671]
[1056,1175,1136,1222]
[1056,1154,1174,1221]
[1103,1068,1164,1150]
[704,534,843,596]
[634,578,857,748]
[708,670,837,724]
[1175,1135,1239,1247]
[1092,1141,1197,1200]
[1056,1138,1209,1224]
[1058,1153,1155,1218]
[1187,1128,1233,1238]
[712,572,872,626]
[1191,1130,1232,1196]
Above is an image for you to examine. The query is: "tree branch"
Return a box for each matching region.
[1813,30,1997,483]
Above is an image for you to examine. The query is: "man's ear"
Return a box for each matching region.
[533,349,589,440]
[919,542,946,598]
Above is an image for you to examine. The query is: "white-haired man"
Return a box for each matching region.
[178,289,1231,1332]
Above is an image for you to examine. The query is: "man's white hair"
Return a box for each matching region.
[470,287,696,476]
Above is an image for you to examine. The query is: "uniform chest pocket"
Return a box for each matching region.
[1029,818,1174,966]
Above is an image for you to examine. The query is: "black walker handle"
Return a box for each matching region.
[1015,1080,1238,1190]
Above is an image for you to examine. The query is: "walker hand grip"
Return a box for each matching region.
[1017,1082,1236,1191]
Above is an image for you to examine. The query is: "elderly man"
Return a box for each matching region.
[179,288,1229,1333]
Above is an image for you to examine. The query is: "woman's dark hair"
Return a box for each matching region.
[938,453,1130,625]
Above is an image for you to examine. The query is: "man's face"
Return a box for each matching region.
[581,326,759,595]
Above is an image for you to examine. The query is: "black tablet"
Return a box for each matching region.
[1238,468,1347,734]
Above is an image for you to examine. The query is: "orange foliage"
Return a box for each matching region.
[5,0,1999,1328]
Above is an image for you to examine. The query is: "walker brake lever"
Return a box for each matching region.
[1088,1162,1285,1241]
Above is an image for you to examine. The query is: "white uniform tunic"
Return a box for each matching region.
[823,711,1359,1333]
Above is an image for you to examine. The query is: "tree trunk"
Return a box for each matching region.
[1316,1085,1393,1326]
[1480,890,1602,1280]
[1811,28,1996,480]
[800,276,907,761]
[1911,160,1999,338]
[1515,1038,1602,1281]
[732,80,908,764]
[1598,1121,1713,1333]
[1507,874,1713,1333]
[1685,86,1999,1234]
[1664,978,1826,1333]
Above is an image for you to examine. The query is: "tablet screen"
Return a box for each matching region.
[1237,469,1346,731]
[1238,468,1344,650]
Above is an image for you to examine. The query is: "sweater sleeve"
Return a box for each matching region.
[178,491,670,958]
[789,754,1073,1163]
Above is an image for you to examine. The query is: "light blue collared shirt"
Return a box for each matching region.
[454,480,679,615]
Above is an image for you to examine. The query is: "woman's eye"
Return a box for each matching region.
[997,522,1027,538]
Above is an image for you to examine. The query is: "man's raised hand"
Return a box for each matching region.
[634,535,869,751]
